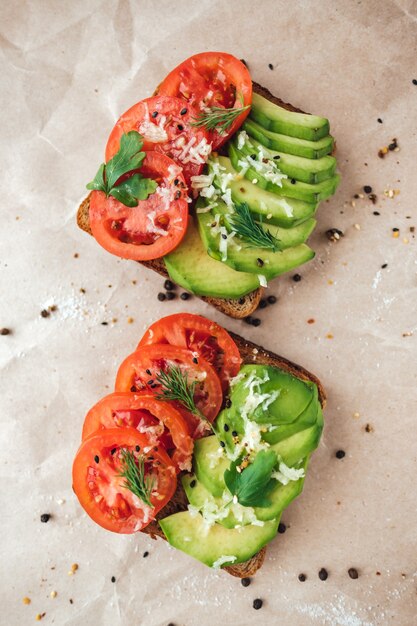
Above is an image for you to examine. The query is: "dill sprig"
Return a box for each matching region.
[229,203,281,251]
[155,365,205,420]
[191,103,250,134]
[118,449,155,507]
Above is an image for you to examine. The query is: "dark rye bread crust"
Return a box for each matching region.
[76,82,311,319]
[140,330,326,578]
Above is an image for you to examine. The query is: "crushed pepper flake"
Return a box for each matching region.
[392,231,399,239]
[23,597,31,605]
[127,317,134,324]
[365,423,374,433]
[307,318,315,324]
[50,591,57,598]
[328,279,334,285]
[326,333,334,339]
[402,331,413,337]
[353,412,360,419]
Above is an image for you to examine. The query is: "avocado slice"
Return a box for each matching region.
[262,384,319,445]
[197,204,315,280]
[164,215,260,298]
[229,141,340,203]
[243,118,334,159]
[229,365,316,425]
[159,511,279,568]
[243,137,337,184]
[214,156,317,228]
[270,409,323,466]
[193,435,230,497]
[250,92,330,141]
[183,458,309,526]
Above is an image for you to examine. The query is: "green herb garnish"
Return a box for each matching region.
[155,365,206,421]
[191,99,250,134]
[118,448,155,507]
[86,131,157,207]
[229,202,281,251]
[224,449,277,508]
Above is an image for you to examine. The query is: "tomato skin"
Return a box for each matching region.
[106,95,211,185]
[89,151,188,261]
[157,52,252,149]
[82,393,193,472]
[114,345,223,438]
[138,313,242,391]
[72,428,177,534]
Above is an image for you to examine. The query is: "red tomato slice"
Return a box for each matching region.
[82,393,193,472]
[72,428,176,534]
[157,52,252,150]
[115,345,223,438]
[89,151,188,261]
[138,313,242,391]
[105,95,211,186]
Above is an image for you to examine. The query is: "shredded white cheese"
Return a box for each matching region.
[272,459,305,485]
[258,274,268,287]
[212,555,237,569]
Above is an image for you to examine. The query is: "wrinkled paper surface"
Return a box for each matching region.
[1,1,416,624]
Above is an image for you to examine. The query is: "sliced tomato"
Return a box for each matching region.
[105,95,211,186]
[137,313,242,391]
[157,52,252,150]
[89,151,188,261]
[82,393,193,472]
[72,428,176,534]
[115,345,222,438]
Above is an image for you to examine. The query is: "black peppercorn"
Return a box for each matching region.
[40,513,51,523]
[318,568,328,581]
[180,292,190,300]
[164,279,175,291]
[180,108,188,115]
[267,295,277,304]
[0,327,11,335]
[241,577,251,587]
[348,568,359,579]
[253,598,263,610]
[298,573,306,582]
[166,292,176,301]
[292,274,302,282]
[157,292,166,301]
[252,318,261,327]
[143,551,149,558]
[278,522,286,534]
[151,111,158,118]
[259,299,267,309]
[363,185,372,194]
[111,576,116,583]
[335,450,345,459]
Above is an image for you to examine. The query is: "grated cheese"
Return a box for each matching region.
[272,459,305,485]
[258,274,268,287]
[212,555,237,569]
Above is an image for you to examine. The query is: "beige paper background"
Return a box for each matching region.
[1,1,416,624]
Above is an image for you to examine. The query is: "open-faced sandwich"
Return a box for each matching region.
[77,52,340,319]
[72,313,325,576]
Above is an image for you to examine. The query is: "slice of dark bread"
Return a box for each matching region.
[140,330,326,578]
[76,82,314,319]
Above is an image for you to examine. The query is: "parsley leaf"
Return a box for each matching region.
[109,174,157,207]
[86,131,155,207]
[224,449,277,508]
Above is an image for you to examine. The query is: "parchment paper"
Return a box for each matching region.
[1,1,416,624]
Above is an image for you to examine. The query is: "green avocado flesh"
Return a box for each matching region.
[193,435,230,498]
[214,156,317,228]
[243,117,334,159]
[197,201,315,280]
[183,457,308,526]
[164,215,260,298]
[243,137,337,184]
[229,141,340,203]
[159,511,279,568]
[250,92,330,141]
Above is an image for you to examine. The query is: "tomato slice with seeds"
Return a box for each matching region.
[157,52,252,150]
[137,313,242,391]
[82,393,193,472]
[105,95,211,186]
[115,345,223,438]
[72,428,176,534]
[89,151,188,260]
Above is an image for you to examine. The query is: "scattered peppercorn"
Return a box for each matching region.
[273,154,280,160]
[373,211,380,216]
[348,568,359,579]
[241,577,251,587]
[135,445,140,452]
[180,292,190,300]
[219,441,225,448]
[111,576,116,583]
[318,568,328,581]
[298,573,307,582]
[143,551,149,558]
[174,179,179,186]
[190,479,196,488]
[256,258,264,267]
[335,450,345,459]
[258,298,267,309]
[166,292,176,301]
[164,280,175,291]
[94,455,99,463]
[252,318,261,327]
[377,118,383,123]
[151,111,158,118]
[40,513,51,523]
[244,316,253,325]
[177,124,184,131]
[224,424,230,432]
[392,227,399,232]
[232,430,238,437]
[225,398,232,408]
[180,108,187,115]
[41,309,50,318]
[0,327,11,335]
[267,295,277,304]
[369,193,377,204]
[292,274,302,282]
[325,228,344,242]
[157,292,166,302]
[365,423,374,433]
[291,178,296,184]
[363,185,372,194]
[253,598,263,610]
[388,141,396,151]
[268,63,273,70]
[278,522,286,534]
[192,357,198,364]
